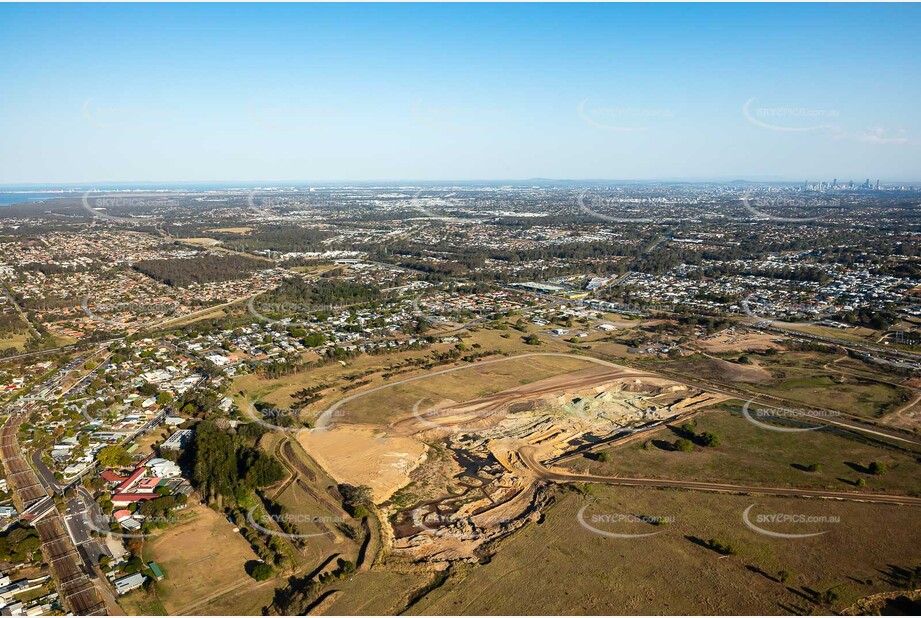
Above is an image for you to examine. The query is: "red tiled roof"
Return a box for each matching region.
[111,493,157,503]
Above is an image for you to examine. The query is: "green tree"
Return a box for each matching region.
[250,562,274,581]
[700,432,720,447]
[97,445,132,468]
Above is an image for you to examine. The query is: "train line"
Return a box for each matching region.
[1,410,108,616]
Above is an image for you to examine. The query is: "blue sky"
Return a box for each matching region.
[1,3,919,184]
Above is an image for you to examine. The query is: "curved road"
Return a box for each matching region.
[314,351,653,429]
[315,351,920,450]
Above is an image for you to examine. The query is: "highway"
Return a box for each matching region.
[747,320,921,364]
[518,446,921,507]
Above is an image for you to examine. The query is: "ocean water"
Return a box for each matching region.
[0,192,71,207]
[0,182,314,208]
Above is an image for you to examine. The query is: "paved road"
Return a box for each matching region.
[519,446,921,507]
[64,488,110,569]
[0,408,107,615]
[31,450,61,492]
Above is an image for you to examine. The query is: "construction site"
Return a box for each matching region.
[300,354,725,564]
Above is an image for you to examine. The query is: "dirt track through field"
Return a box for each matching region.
[389,365,662,434]
[314,352,654,429]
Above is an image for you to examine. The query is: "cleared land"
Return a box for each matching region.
[298,425,427,502]
[140,504,281,615]
[322,354,604,426]
[407,485,921,615]
[563,405,921,495]
[695,330,784,354]
[654,350,913,419]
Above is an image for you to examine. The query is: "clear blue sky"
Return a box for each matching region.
[1,3,919,184]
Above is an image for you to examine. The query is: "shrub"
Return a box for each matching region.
[700,432,720,447]
[250,562,273,581]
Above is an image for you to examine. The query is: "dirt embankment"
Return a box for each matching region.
[297,425,428,503]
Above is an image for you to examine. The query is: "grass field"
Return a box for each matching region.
[771,322,882,345]
[119,590,168,616]
[407,485,921,615]
[563,405,921,495]
[140,504,282,615]
[317,571,435,615]
[757,375,909,418]
[655,350,913,419]
[331,354,599,425]
[263,433,362,569]
[231,325,575,412]
[0,332,28,351]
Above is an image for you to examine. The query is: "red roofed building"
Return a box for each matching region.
[115,468,146,493]
[101,470,129,485]
[134,478,162,493]
[111,493,158,507]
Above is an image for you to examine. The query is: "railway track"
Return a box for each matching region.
[1,410,107,616]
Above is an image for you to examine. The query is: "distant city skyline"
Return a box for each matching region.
[2,176,921,191]
[1,3,920,184]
